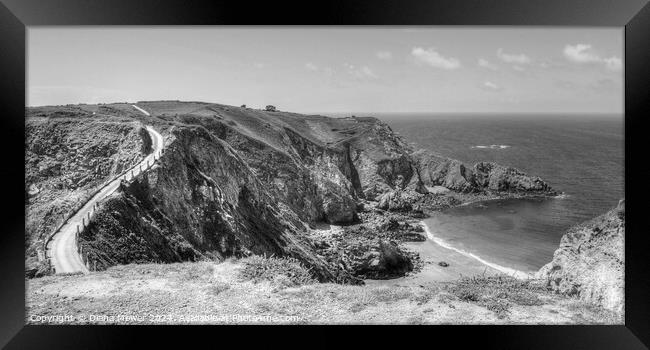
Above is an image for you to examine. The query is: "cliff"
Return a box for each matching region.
[26,101,557,282]
[25,106,149,275]
[536,200,625,316]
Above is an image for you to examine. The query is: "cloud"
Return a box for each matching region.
[563,44,601,63]
[344,63,378,79]
[411,47,461,70]
[512,65,525,72]
[376,51,393,60]
[253,62,268,69]
[497,48,531,64]
[305,62,319,71]
[481,81,502,91]
[603,56,622,71]
[563,44,622,71]
[478,58,498,70]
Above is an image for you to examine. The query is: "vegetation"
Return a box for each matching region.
[239,255,317,287]
[446,275,547,319]
[26,261,619,324]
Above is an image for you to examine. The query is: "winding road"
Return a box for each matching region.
[46,105,163,274]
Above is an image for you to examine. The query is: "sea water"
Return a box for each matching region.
[381,114,624,274]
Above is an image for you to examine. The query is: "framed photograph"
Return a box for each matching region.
[2,0,649,348]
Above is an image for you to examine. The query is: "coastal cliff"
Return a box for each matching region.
[25,106,149,276]
[536,200,625,315]
[25,101,557,282]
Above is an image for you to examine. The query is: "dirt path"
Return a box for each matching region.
[46,106,163,274]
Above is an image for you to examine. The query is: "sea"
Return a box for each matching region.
[376,113,624,275]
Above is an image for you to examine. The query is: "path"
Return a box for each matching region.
[46,105,162,274]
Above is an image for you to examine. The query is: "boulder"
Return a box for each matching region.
[321,190,357,224]
[377,190,423,212]
[347,240,414,279]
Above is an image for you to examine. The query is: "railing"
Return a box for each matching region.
[74,146,165,272]
[42,127,165,273]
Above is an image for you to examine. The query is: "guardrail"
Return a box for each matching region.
[74,147,165,272]
[41,127,164,273]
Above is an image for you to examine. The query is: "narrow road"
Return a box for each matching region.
[46,106,163,274]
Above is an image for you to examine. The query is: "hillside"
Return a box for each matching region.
[537,200,625,315]
[25,101,557,282]
[25,106,151,276]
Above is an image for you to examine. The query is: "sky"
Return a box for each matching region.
[28,27,623,114]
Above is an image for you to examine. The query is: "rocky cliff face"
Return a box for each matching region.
[81,125,353,282]
[26,101,557,282]
[536,200,625,315]
[25,107,149,274]
[413,150,556,195]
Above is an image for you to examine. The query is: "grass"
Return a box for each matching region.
[27,261,620,324]
[238,255,316,287]
[446,275,549,319]
[206,281,230,296]
[370,286,413,303]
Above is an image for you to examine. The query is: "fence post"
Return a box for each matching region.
[131,169,134,177]
[82,217,85,226]
[93,260,96,272]
[88,211,91,221]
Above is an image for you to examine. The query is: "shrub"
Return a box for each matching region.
[207,281,230,296]
[485,299,511,319]
[239,255,316,287]
[371,286,413,303]
[447,274,549,319]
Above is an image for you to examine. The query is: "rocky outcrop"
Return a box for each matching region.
[414,150,556,195]
[536,200,625,315]
[377,190,422,212]
[473,162,554,193]
[342,117,427,200]
[347,240,414,279]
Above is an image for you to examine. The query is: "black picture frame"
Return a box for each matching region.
[2,0,649,348]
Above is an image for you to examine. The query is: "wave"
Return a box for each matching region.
[421,221,532,279]
[471,144,511,149]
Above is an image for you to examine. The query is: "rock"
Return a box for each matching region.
[536,201,624,315]
[381,218,400,231]
[438,261,449,267]
[321,188,357,224]
[413,150,556,195]
[377,190,423,212]
[346,240,414,279]
[473,162,554,194]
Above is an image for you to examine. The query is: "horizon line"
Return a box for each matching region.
[25,100,623,116]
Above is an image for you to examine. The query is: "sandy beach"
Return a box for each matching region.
[365,220,533,287]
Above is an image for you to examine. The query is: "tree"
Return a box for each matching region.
[265,105,276,112]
